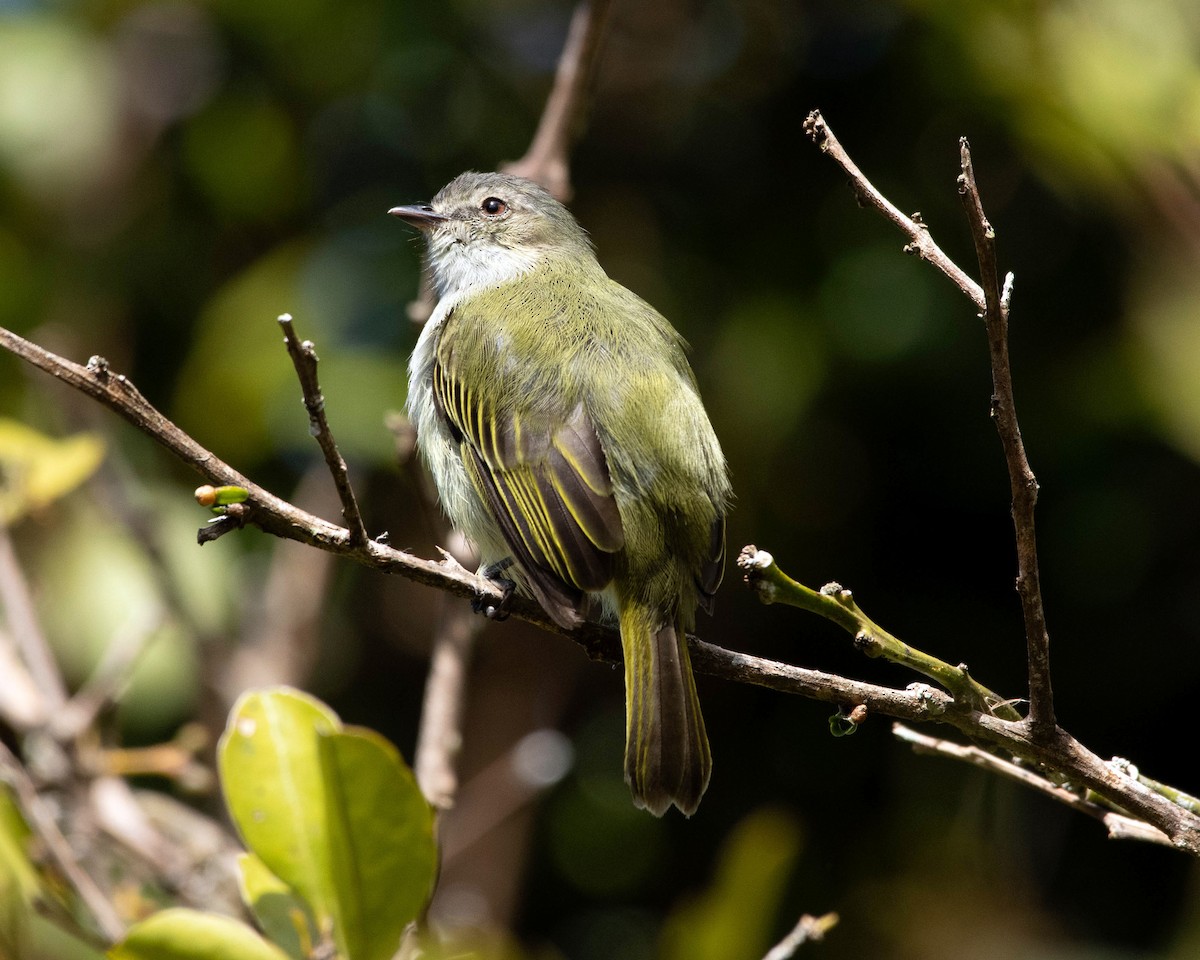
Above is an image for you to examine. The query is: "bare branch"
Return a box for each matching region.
[501,0,614,201]
[802,110,985,308]
[956,141,1054,734]
[805,112,1056,736]
[0,740,125,943]
[278,313,370,549]
[414,534,486,810]
[739,547,1200,852]
[893,724,1172,847]
[0,523,67,710]
[0,324,491,600]
[3,319,1200,851]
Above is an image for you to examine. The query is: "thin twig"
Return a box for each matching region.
[0,740,126,942]
[0,624,47,730]
[0,325,473,596]
[501,0,614,201]
[762,913,839,960]
[893,724,1171,847]
[278,313,370,549]
[0,522,68,710]
[956,141,1055,734]
[739,546,1019,720]
[805,112,1056,735]
[51,608,162,740]
[802,110,985,308]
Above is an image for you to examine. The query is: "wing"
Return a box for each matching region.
[432,348,625,629]
[696,512,726,616]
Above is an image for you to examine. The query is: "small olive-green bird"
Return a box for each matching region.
[390,172,731,816]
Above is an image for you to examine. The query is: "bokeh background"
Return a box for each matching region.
[3,0,1200,957]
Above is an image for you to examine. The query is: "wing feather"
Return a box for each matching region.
[433,337,625,625]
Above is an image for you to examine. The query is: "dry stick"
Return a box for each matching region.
[892,724,1171,847]
[802,110,984,309]
[798,111,1200,842]
[0,327,486,599]
[278,313,370,549]
[762,913,840,960]
[4,323,1200,851]
[501,0,614,201]
[736,546,1200,851]
[0,740,126,942]
[956,141,1054,734]
[804,110,1055,736]
[0,523,68,710]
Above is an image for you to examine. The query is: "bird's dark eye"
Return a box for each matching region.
[481,197,508,216]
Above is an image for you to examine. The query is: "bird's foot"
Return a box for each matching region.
[473,558,515,621]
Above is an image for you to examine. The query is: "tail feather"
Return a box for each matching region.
[620,606,711,816]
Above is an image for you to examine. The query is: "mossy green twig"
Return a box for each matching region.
[738,545,1021,722]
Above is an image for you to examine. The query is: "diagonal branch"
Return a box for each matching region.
[500,0,614,201]
[0,523,68,711]
[892,724,1172,846]
[803,110,984,308]
[277,313,370,549]
[0,740,126,942]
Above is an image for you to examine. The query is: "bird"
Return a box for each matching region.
[390,172,731,816]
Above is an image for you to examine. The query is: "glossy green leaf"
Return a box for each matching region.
[218,688,436,960]
[318,726,437,960]
[218,688,340,930]
[237,853,316,960]
[108,909,292,960]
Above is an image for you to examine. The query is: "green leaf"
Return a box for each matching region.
[0,786,36,960]
[236,853,317,960]
[0,787,107,960]
[108,909,292,960]
[0,418,104,524]
[218,688,339,929]
[318,727,437,960]
[218,688,437,960]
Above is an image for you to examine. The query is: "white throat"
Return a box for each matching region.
[427,233,542,298]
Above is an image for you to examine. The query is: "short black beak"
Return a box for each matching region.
[388,204,448,229]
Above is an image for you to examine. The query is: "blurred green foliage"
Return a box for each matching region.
[2,0,1200,957]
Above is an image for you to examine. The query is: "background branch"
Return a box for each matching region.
[500,0,614,201]
[0,740,126,943]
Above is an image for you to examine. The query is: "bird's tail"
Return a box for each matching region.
[619,602,712,816]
